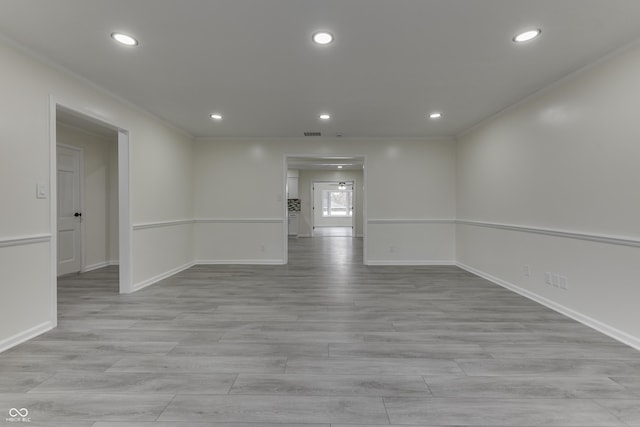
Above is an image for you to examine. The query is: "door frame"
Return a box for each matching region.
[282,154,368,265]
[49,96,133,328]
[56,143,85,275]
[310,180,355,236]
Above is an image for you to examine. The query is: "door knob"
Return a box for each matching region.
[74,212,82,217]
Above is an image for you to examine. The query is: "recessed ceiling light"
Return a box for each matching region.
[319,114,331,120]
[111,32,138,46]
[312,32,334,45]
[210,114,223,120]
[429,112,443,119]
[513,29,542,43]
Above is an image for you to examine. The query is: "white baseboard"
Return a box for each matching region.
[83,260,119,273]
[195,259,286,265]
[133,259,283,293]
[0,321,53,354]
[367,260,456,266]
[132,261,195,292]
[292,234,362,238]
[456,262,640,352]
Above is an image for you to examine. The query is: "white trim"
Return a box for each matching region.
[83,261,109,272]
[0,321,53,354]
[49,97,58,328]
[369,219,455,225]
[51,98,133,299]
[456,262,640,352]
[132,261,195,292]
[117,129,133,294]
[133,219,195,230]
[195,259,286,265]
[363,157,368,264]
[310,179,314,237]
[195,218,283,224]
[0,234,51,248]
[197,136,451,143]
[83,260,119,273]
[283,157,289,264]
[367,260,456,266]
[456,220,640,248]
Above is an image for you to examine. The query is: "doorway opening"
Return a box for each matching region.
[283,155,366,264]
[311,181,355,237]
[51,101,132,326]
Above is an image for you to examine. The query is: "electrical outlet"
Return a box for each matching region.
[523,265,531,277]
[260,244,266,252]
[559,275,568,290]
[545,271,569,290]
[389,246,396,253]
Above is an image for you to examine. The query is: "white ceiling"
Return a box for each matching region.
[2,0,640,139]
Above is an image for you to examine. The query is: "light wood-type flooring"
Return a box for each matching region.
[1,236,639,426]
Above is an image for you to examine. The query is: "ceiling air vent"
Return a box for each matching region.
[304,132,321,137]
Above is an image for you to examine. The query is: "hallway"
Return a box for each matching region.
[0,237,639,425]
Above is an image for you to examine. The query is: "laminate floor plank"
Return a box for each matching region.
[424,375,633,399]
[594,399,640,426]
[229,373,431,396]
[457,358,640,377]
[383,397,627,426]
[611,376,640,397]
[92,423,329,427]
[29,372,236,394]
[329,342,490,359]
[0,372,54,393]
[107,355,287,374]
[157,395,389,423]
[169,342,329,358]
[285,356,463,376]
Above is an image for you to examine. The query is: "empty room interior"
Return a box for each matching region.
[1,1,640,425]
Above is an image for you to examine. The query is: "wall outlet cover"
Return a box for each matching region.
[36,182,48,199]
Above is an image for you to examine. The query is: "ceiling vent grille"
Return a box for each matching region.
[304,132,321,137]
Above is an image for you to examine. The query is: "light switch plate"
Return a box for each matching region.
[36,182,48,199]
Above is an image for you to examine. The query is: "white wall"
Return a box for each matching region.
[456,42,640,348]
[0,39,194,351]
[298,172,362,235]
[130,122,195,288]
[56,123,118,271]
[193,138,456,265]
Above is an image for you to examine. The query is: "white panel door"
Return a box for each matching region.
[57,145,82,276]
